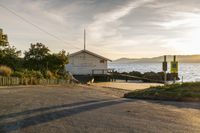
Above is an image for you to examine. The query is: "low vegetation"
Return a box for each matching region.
[124,82,200,102]
[45,70,55,79]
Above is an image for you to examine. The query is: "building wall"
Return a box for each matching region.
[66,52,108,75]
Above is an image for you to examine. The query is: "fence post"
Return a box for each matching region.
[0,77,3,86]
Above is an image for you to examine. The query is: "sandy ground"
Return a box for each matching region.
[0,85,200,133]
[92,82,162,91]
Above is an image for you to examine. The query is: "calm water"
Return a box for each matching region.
[108,63,200,82]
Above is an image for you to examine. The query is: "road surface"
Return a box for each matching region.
[0,85,200,133]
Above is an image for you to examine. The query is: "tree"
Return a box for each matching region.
[0,46,22,70]
[24,43,68,73]
[0,29,22,70]
[0,29,9,47]
[24,43,50,71]
[46,50,68,72]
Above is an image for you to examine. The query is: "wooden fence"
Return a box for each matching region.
[0,76,71,86]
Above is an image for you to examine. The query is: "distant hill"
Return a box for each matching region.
[112,55,200,63]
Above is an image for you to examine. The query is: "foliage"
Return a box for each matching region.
[46,50,68,72]
[11,71,24,78]
[129,71,143,77]
[143,72,163,81]
[0,29,69,81]
[11,70,44,79]
[0,41,8,47]
[0,65,12,76]
[0,31,9,47]
[0,29,22,70]
[24,43,50,71]
[23,70,44,79]
[0,45,22,70]
[57,67,69,80]
[24,43,68,74]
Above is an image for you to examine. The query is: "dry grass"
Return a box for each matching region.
[0,65,12,77]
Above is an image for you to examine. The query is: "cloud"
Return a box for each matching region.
[88,0,155,40]
[153,12,200,29]
[1,0,200,59]
[0,0,86,51]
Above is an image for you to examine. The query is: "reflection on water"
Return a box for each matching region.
[108,63,200,82]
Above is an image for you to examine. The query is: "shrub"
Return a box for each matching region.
[32,71,43,79]
[45,70,54,79]
[22,70,44,79]
[143,72,163,81]
[57,68,69,79]
[11,71,24,78]
[129,71,143,77]
[0,65,12,76]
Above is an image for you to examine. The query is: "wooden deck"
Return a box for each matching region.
[73,69,165,84]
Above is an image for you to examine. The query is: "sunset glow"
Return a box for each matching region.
[1,0,200,59]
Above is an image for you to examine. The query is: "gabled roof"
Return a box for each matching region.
[69,49,112,62]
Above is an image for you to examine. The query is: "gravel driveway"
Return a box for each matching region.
[0,85,200,133]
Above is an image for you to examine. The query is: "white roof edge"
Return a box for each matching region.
[69,50,112,62]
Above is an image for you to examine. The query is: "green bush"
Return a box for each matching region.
[33,71,43,79]
[11,71,24,78]
[19,70,43,79]
[29,70,43,79]
[0,65,12,76]
[143,72,163,81]
[129,71,143,77]
[57,68,69,79]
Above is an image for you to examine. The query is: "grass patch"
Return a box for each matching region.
[124,82,200,102]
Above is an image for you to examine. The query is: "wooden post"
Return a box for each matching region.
[163,55,167,85]
[173,55,176,84]
[182,76,184,84]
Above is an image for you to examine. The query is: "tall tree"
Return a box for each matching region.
[24,43,50,71]
[0,29,8,47]
[0,46,22,70]
[0,29,22,70]
[24,43,68,73]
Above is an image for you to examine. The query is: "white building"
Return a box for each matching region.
[66,49,112,75]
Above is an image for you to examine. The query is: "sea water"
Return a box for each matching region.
[108,63,200,82]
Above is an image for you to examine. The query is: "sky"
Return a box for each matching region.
[1,0,200,59]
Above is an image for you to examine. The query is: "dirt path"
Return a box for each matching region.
[92,82,162,91]
[0,85,200,133]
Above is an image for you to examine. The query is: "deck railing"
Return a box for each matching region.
[91,69,114,75]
